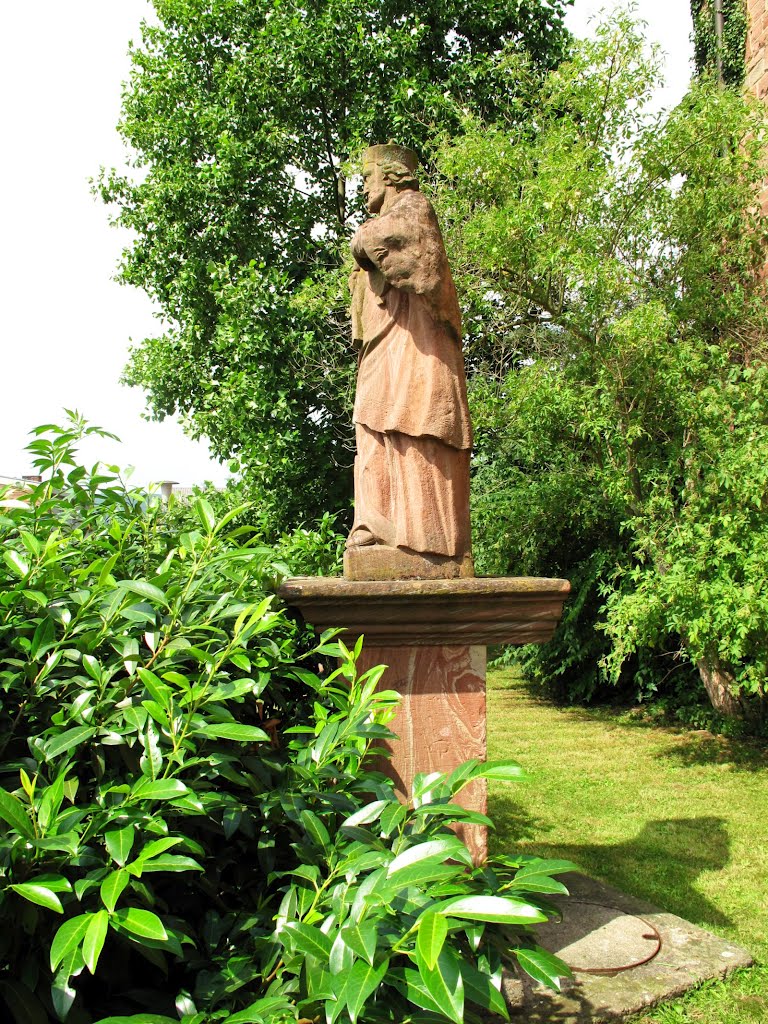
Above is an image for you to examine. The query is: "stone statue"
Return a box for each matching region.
[345,143,473,580]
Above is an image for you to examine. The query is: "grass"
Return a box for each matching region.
[486,666,768,1024]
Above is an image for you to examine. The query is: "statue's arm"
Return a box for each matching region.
[351,226,377,272]
[354,195,442,295]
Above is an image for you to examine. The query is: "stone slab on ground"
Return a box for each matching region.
[505,872,753,1022]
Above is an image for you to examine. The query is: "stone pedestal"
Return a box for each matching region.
[358,643,487,863]
[344,544,474,581]
[278,577,570,864]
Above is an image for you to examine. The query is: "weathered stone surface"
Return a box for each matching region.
[347,143,472,565]
[277,575,571,647]
[536,901,661,973]
[505,873,754,1022]
[343,544,474,581]
[358,643,488,864]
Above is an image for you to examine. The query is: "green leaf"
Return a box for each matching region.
[471,759,528,782]
[93,1017,178,1024]
[329,930,354,975]
[29,873,72,893]
[194,496,216,533]
[4,549,30,577]
[123,637,140,675]
[459,959,509,1020]
[142,699,170,729]
[299,809,331,851]
[104,825,135,866]
[37,771,67,831]
[51,947,83,1020]
[412,771,446,801]
[132,778,190,801]
[139,719,162,779]
[446,759,480,791]
[379,802,407,836]
[113,907,168,941]
[387,837,473,876]
[10,883,64,913]
[419,948,464,1024]
[508,875,569,895]
[229,652,251,671]
[30,617,56,660]
[402,967,444,1017]
[412,802,494,827]
[515,946,571,991]
[433,895,548,924]
[341,800,391,829]
[62,776,79,803]
[82,654,101,682]
[340,921,378,966]
[307,952,334,1006]
[19,768,35,801]
[201,723,269,742]
[282,921,332,961]
[224,997,297,1023]
[29,834,79,855]
[136,854,203,873]
[100,870,130,913]
[83,910,109,973]
[385,860,462,892]
[0,786,34,837]
[134,836,184,862]
[98,551,120,586]
[345,957,389,1022]
[416,911,447,971]
[42,725,96,760]
[50,914,91,971]
[119,579,168,606]
[513,858,579,878]
[137,667,173,707]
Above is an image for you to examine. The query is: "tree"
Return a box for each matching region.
[99,0,573,532]
[435,12,768,722]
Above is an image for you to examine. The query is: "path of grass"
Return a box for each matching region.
[486,667,768,1024]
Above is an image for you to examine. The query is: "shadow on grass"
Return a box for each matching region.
[653,734,768,772]
[486,796,553,844]
[489,804,733,931]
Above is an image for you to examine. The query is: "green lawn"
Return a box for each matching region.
[486,667,768,1024]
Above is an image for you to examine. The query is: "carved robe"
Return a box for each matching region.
[349,189,472,558]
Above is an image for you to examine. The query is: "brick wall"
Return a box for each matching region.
[746,0,768,218]
[746,0,768,97]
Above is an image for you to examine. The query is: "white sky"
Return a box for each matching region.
[0,1,693,487]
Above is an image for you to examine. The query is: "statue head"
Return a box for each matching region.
[362,144,419,213]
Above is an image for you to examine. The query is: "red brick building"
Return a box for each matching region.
[745,0,768,218]
[746,0,768,98]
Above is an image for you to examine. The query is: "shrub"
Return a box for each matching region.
[160,482,345,578]
[0,415,572,1023]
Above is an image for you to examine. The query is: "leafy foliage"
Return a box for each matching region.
[162,482,345,577]
[97,0,573,530]
[0,415,572,1022]
[436,11,768,718]
[273,512,345,578]
[691,0,748,89]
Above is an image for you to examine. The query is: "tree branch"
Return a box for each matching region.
[317,96,345,226]
[511,279,597,348]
